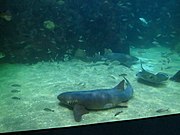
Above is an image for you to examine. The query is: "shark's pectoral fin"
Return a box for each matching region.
[73,104,89,122]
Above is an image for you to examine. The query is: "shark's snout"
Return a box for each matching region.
[57,92,78,106]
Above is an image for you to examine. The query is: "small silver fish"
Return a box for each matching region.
[139,18,148,26]
[78,36,84,42]
[156,34,162,37]
[138,36,143,39]
[152,41,160,45]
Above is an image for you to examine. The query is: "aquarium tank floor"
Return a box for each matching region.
[0,46,180,133]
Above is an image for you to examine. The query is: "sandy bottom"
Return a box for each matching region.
[0,46,180,133]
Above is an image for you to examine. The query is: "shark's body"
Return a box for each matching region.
[57,77,133,122]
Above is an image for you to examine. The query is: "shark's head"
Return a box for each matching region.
[57,92,79,107]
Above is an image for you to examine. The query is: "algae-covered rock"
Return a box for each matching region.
[43,20,56,30]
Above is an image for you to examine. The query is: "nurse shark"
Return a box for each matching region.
[57,77,133,122]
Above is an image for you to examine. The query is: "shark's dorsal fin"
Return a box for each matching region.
[114,80,125,90]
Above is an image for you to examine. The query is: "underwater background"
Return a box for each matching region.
[0,0,180,133]
[0,0,180,63]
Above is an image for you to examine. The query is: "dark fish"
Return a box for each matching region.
[114,111,123,116]
[11,84,21,87]
[136,61,169,84]
[119,73,127,77]
[43,108,55,112]
[11,97,21,100]
[156,108,169,113]
[11,89,20,93]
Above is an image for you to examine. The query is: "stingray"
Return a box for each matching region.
[136,62,169,84]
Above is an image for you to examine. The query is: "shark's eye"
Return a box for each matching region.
[149,75,154,79]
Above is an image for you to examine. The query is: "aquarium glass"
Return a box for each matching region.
[0,0,179,133]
